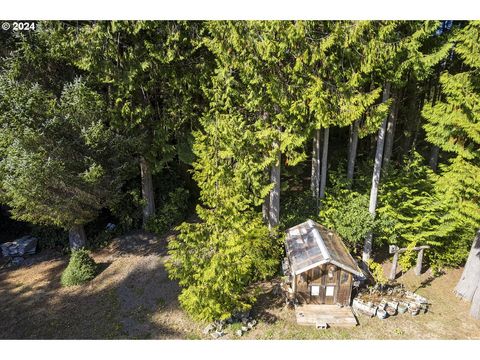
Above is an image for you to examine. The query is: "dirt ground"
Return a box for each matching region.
[1,231,479,339]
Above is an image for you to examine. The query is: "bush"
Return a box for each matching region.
[367,259,388,286]
[319,190,375,252]
[166,209,281,321]
[31,225,69,251]
[145,187,190,235]
[61,248,97,287]
[280,190,318,230]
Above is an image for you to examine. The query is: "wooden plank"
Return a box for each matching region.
[415,248,424,276]
[389,252,399,280]
[295,305,358,328]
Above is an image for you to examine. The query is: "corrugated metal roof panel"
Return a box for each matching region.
[285,219,363,276]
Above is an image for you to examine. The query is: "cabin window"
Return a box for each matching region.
[311,285,320,296]
[341,272,349,284]
[326,286,334,296]
[328,268,334,279]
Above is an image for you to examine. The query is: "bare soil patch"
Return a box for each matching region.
[1,231,479,339]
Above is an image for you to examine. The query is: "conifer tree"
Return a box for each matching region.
[0,79,126,248]
[167,21,310,319]
[358,20,450,262]
[421,21,480,318]
[306,21,387,201]
[74,21,209,227]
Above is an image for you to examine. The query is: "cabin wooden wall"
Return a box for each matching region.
[294,265,353,306]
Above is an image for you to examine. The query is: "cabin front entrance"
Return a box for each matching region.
[295,263,353,306]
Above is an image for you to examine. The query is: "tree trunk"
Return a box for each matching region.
[454,230,480,303]
[311,128,321,202]
[470,278,480,320]
[363,83,391,264]
[403,80,419,155]
[269,133,281,230]
[319,127,329,201]
[347,120,359,187]
[140,156,155,227]
[262,167,270,225]
[428,79,441,172]
[429,145,440,172]
[69,224,87,250]
[383,89,399,168]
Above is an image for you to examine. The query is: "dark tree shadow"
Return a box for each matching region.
[250,282,285,325]
[413,270,446,293]
[0,232,183,340]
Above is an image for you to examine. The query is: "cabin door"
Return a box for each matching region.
[324,285,336,305]
[308,267,323,304]
[324,264,338,305]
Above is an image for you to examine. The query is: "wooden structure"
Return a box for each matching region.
[295,304,358,328]
[388,245,430,280]
[285,220,364,307]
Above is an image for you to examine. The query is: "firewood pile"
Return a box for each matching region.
[352,285,429,319]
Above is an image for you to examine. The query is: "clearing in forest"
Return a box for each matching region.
[0,232,479,340]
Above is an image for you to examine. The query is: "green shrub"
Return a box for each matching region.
[31,225,69,251]
[367,259,388,286]
[145,187,190,235]
[280,189,318,230]
[319,190,376,252]
[61,248,97,286]
[167,209,281,321]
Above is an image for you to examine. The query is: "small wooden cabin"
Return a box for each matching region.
[285,220,363,306]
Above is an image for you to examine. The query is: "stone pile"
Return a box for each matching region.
[0,235,38,266]
[203,311,258,338]
[1,235,38,257]
[353,285,429,320]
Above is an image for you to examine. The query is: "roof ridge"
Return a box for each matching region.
[308,219,330,260]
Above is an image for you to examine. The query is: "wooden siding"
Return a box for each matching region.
[294,265,353,306]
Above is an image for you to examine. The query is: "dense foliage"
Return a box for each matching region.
[60,248,98,287]
[1,20,479,320]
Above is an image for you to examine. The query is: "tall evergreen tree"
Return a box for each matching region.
[421,21,480,319]
[306,21,387,201]
[358,20,450,262]
[0,79,126,248]
[74,21,209,227]
[167,21,310,320]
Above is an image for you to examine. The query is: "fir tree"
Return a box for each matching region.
[0,78,126,248]
[421,21,480,319]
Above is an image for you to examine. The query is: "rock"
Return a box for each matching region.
[241,317,249,325]
[214,320,225,331]
[106,223,116,231]
[235,330,243,337]
[211,330,224,339]
[241,326,249,332]
[247,321,256,329]
[1,236,37,257]
[203,323,215,335]
[11,257,25,266]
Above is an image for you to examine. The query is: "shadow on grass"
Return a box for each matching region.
[0,234,182,339]
[251,282,286,325]
[413,270,446,293]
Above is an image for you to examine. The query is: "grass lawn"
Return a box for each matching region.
[1,231,479,339]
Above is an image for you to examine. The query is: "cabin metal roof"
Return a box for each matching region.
[285,219,363,277]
